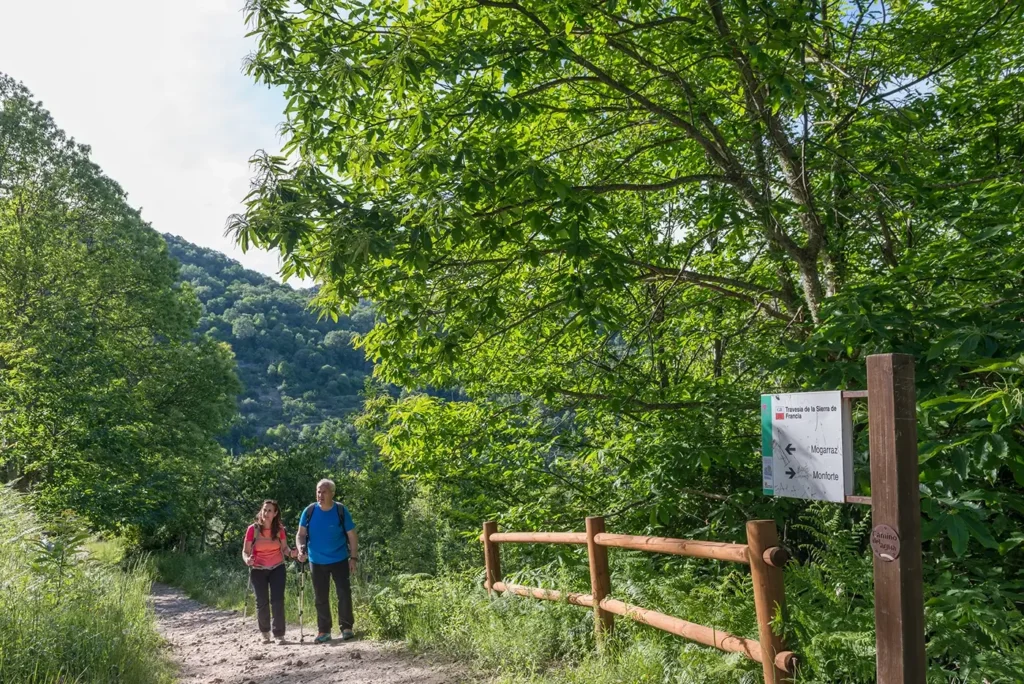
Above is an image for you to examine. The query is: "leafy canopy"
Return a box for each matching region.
[236,0,1021,390]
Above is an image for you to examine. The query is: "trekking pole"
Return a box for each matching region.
[244,575,252,619]
[297,560,307,643]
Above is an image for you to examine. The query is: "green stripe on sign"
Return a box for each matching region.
[761,394,773,495]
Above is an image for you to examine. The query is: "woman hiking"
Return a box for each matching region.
[242,499,297,644]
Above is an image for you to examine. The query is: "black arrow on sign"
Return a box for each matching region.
[786,467,796,479]
[785,443,796,455]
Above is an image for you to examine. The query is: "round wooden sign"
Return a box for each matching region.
[871,524,901,562]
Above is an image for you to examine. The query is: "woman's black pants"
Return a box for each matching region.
[249,564,286,637]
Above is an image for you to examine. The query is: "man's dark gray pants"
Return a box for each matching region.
[310,560,353,633]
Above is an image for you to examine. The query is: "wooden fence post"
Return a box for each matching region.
[482,521,502,595]
[867,354,926,684]
[746,520,788,683]
[585,516,613,640]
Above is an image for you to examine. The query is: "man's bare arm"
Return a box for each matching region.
[347,530,358,560]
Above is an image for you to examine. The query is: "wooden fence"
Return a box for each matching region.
[481,517,795,683]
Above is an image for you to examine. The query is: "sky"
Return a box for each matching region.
[0,0,295,281]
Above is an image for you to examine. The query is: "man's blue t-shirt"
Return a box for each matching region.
[299,502,355,565]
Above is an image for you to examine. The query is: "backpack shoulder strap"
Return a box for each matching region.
[249,523,259,542]
[336,504,351,556]
[302,503,316,532]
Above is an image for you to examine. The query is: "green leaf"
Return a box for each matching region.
[946,515,969,557]
[998,533,1024,555]
[922,514,947,541]
[960,512,998,549]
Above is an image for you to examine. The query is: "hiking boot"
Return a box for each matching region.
[341,629,355,641]
[314,632,332,644]
[275,636,287,645]
[260,631,271,644]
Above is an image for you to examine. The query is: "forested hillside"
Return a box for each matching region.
[164,235,374,452]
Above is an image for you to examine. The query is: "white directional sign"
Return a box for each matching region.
[761,391,853,502]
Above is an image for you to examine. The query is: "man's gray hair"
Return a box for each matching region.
[317,478,336,494]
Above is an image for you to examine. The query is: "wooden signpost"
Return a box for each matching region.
[762,353,926,683]
[866,353,926,684]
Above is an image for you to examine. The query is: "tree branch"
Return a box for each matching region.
[575,173,730,194]
[633,260,786,298]
[478,0,551,34]
[551,387,706,411]
[514,76,603,98]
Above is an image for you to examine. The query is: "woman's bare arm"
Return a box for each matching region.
[279,529,295,558]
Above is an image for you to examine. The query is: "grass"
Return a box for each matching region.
[83,537,127,566]
[0,487,173,684]
[362,569,765,684]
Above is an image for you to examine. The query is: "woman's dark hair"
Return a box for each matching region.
[254,500,281,539]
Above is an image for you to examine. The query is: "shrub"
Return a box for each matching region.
[0,487,171,684]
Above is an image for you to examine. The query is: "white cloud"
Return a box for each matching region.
[0,0,298,282]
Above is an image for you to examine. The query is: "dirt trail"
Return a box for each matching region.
[151,583,470,684]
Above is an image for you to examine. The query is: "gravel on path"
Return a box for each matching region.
[151,582,470,684]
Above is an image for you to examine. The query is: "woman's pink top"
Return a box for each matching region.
[245,524,286,568]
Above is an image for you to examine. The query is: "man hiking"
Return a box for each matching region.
[296,478,358,643]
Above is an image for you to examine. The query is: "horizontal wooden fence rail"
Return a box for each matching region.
[490,581,594,608]
[488,531,588,544]
[481,517,795,683]
[593,533,752,564]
